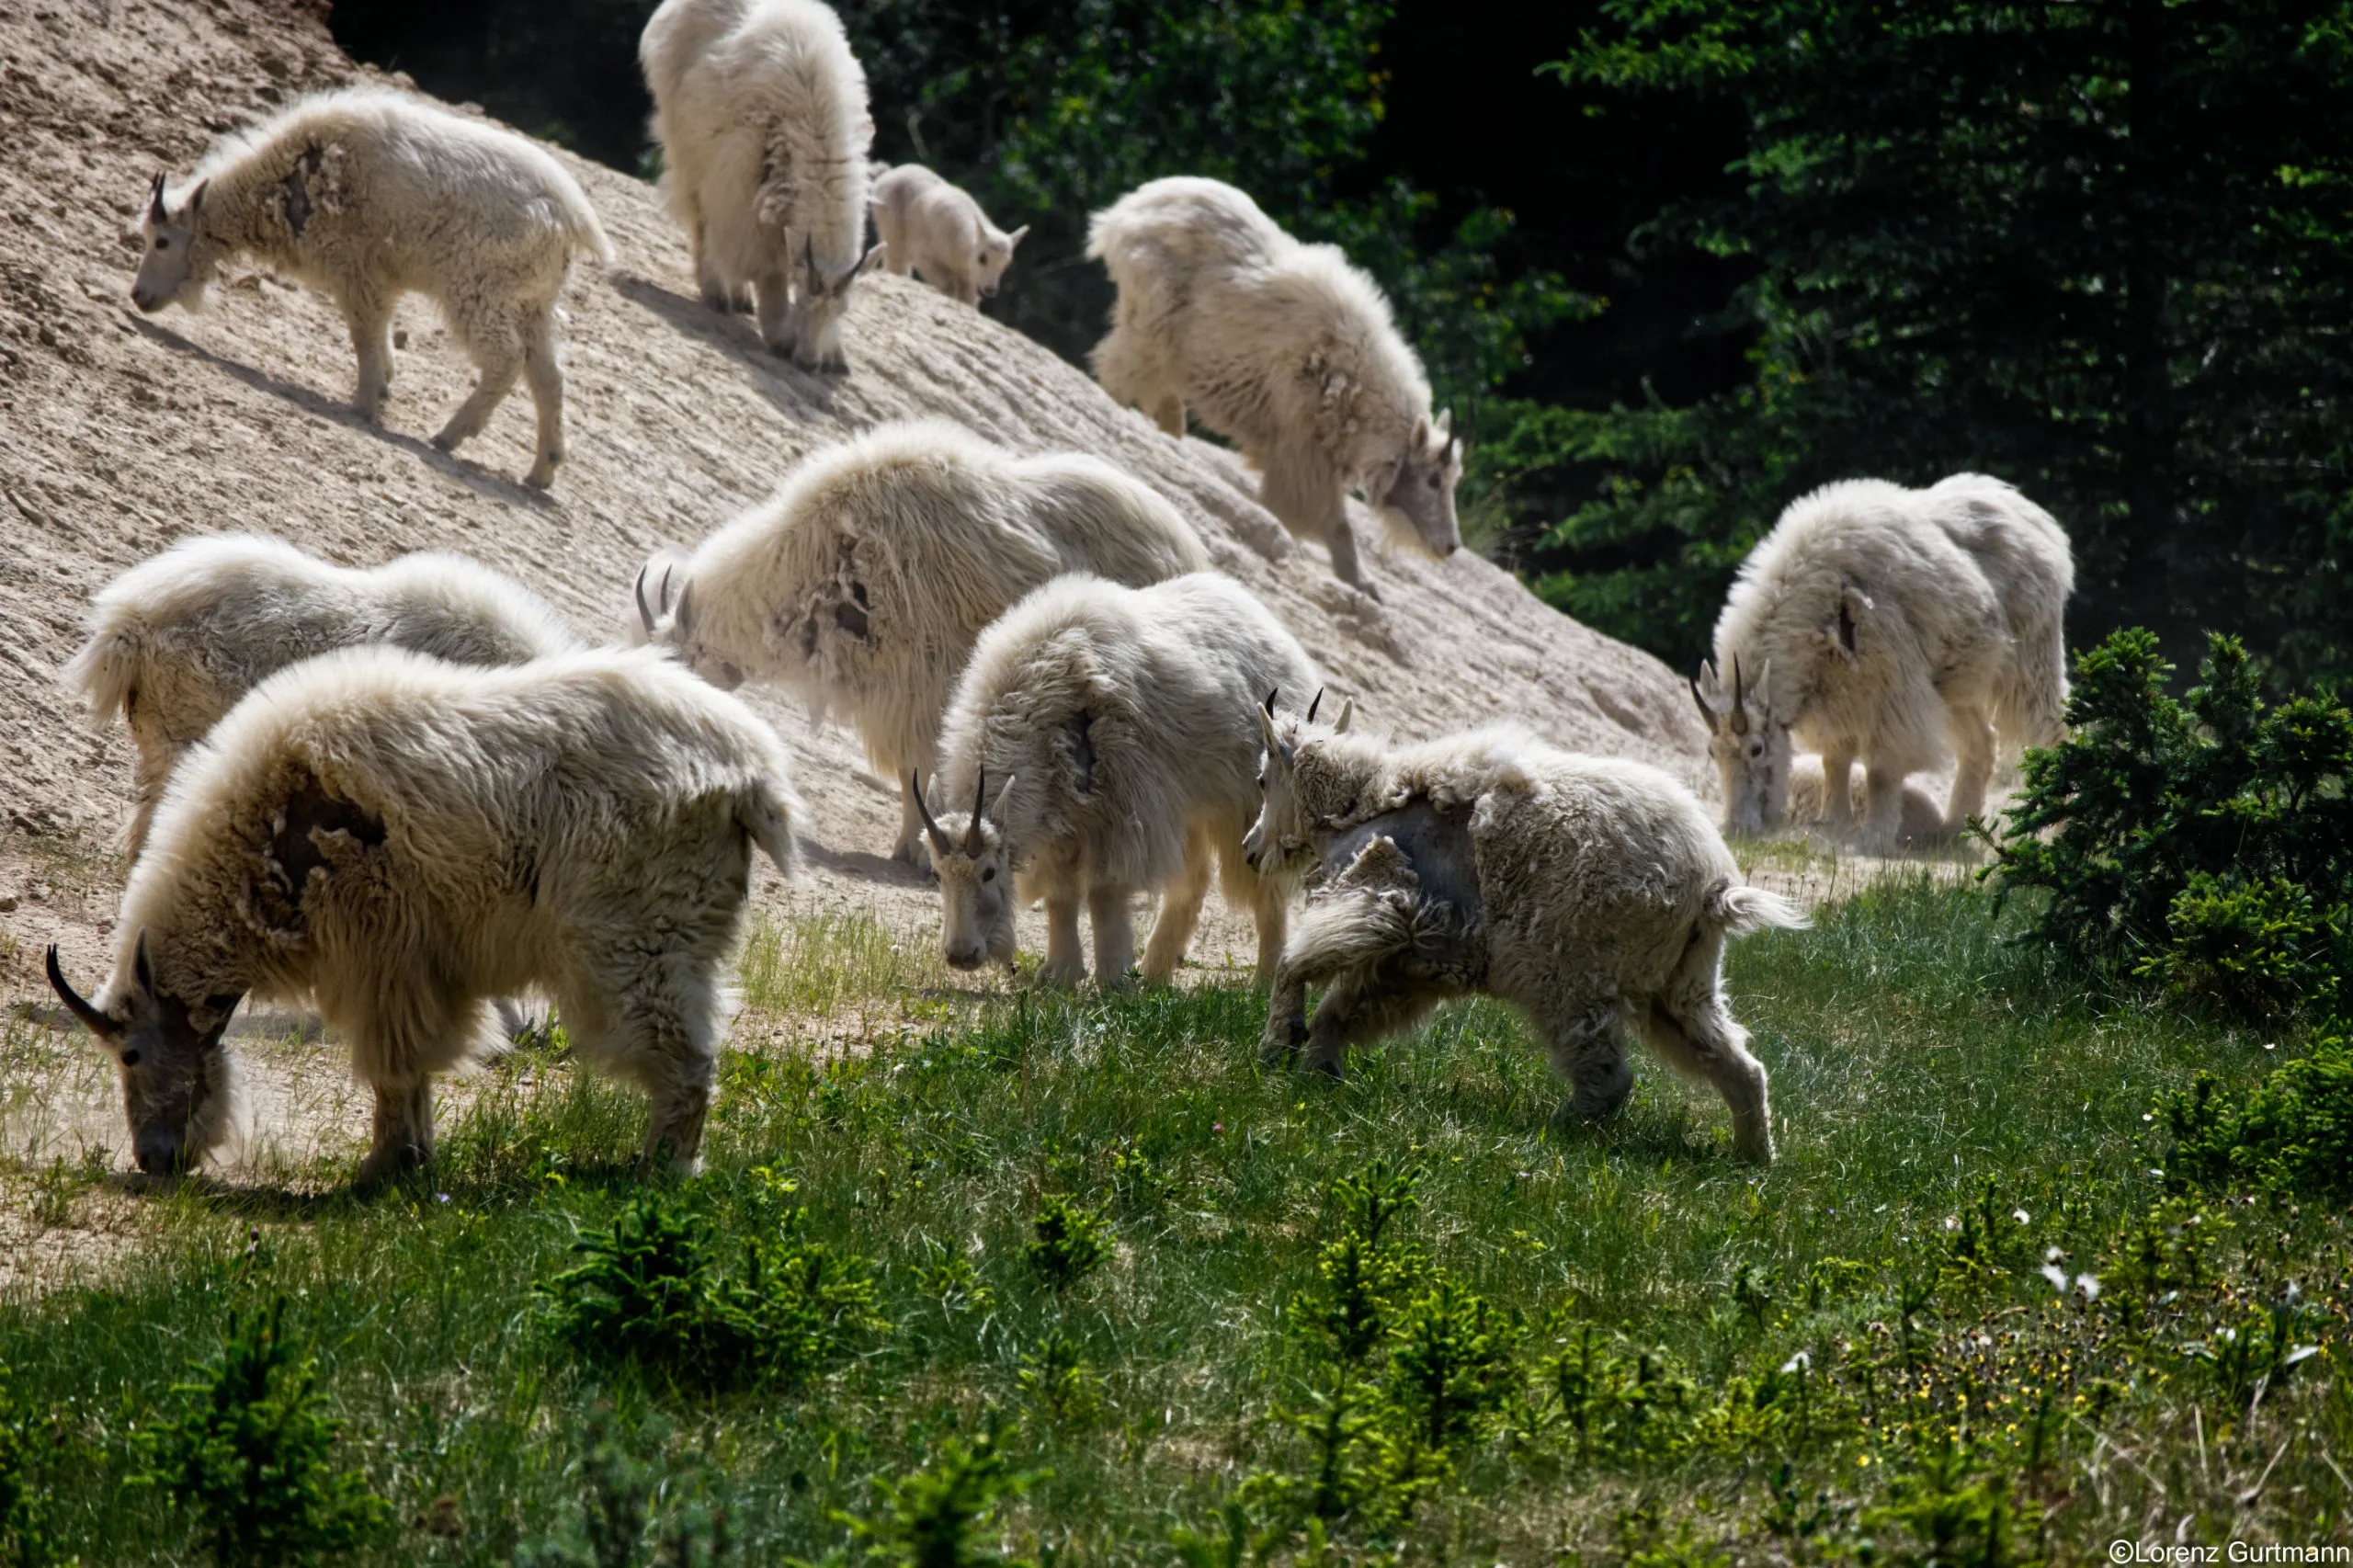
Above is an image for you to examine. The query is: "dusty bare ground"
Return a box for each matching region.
[0,0,1982,1280]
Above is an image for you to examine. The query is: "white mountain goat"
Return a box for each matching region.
[1695,473,2074,848]
[43,646,801,1183]
[640,0,884,369]
[869,164,1029,306]
[65,535,579,858]
[635,420,1210,863]
[919,573,1322,988]
[1245,716,1804,1163]
[131,88,612,488]
[1086,176,1462,596]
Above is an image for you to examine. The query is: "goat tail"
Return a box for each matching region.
[737,772,805,879]
[61,626,140,731]
[1705,881,1809,937]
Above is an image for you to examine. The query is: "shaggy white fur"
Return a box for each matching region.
[637,419,1211,863]
[64,535,579,858]
[131,88,612,487]
[1086,176,1461,595]
[640,0,883,369]
[1697,472,2074,848]
[925,572,1323,988]
[1248,717,1803,1163]
[46,646,800,1183]
[870,163,1028,306]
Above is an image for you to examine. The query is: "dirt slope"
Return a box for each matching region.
[0,0,1716,1198]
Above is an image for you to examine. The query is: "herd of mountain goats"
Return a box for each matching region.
[44,0,2075,1185]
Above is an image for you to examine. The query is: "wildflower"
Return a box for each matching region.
[2044,1244,2065,1262]
[2040,1264,2068,1292]
[1780,1350,1812,1375]
[2011,1208,2030,1225]
[2075,1274,2100,1301]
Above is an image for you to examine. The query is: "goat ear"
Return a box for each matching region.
[673,582,697,639]
[1432,408,1452,443]
[833,242,885,293]
[1408,414,1430,449]
[147,171,168,224]
[1333,697,1354,734]
[1255,702,1283,760]
[987,773,1017,825]
[1005,224,1029,248]
[187,178,208,218]
[1753,658,1774,722]
[1689,674,1720,733]
[133,931,157,997]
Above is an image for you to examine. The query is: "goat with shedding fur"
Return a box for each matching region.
[640,0,883,369]
[636,420,1210,864]
[44,646,801,1184]
[1246,717,1804,1163]
[65,535,579,858]
[1695,473,2073,849]
[131,89,612,487]
[869,164,1028,306]
[924,572,1322,988]
[1086,176,1461,596]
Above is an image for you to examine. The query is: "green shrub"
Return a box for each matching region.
[0,1370,68,1568]
[539,1189,884,1389]
[2162,1039,2353,1200]
[138,1300,389,1567]
[1022,1196,1111,1293]
[837,1429,1041,1568]
[1990,629,2352,1021]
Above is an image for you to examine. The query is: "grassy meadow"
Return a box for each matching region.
[0,881,2345,1564]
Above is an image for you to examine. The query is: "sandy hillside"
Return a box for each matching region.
[0,0,1723,1182]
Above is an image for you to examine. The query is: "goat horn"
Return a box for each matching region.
[45,946,119,1040]
[911,770,951,855]
[1263,687,1279,719]
[633,565,656,635]
[964,768,987,853]
[1306,687,1324,723]
[1733,655,1746,711]
[1689,676,1718,732]
[147,170,168,222]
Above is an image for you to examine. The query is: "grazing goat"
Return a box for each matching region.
[65,535,578,858]
[44,646,801,1182]
[1086,176,1461,596]
[869,164,1028,306]
[131,88,612,488]
[640,0,884,369]
[1696,473,2073,848]
[636,420,1211,864]
[921,573,1321,988]
[1245,716,1803,1163]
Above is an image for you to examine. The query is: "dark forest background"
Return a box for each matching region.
[328,0,2353,687]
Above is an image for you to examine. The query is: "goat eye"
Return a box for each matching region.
[1427,473,1439,489]
[120,1049,142,1067]
[981,866,996,883]
[154,236,169,250]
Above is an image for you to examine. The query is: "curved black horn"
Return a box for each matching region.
[147,170,168,222]
[1732,654,1746,712]
[633,565,656,635]
[1306,687,1324,723]
[964,768,988,853]
[45,946,120,1040]
[910,770,951,852]
[1689,676,1717,730]
[1263,687,1279,719]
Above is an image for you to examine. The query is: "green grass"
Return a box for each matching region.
[0,880,2345,1564]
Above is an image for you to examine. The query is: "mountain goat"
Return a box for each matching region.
[43,646,801,1182]
[920,573,1321,988]
[65,535,579,858]
[1086,176,1461,596]
[1696,473,2073,848]
[131,88,612,488]
[636,420,1211,864]
[1245,716,1804,1163]
[869,164,1029,306]
[640,0,884,370]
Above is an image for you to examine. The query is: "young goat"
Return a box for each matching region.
[45,647,801,1184]
[1246,714,1803,1162]
[870,164,1028,306]
[921,573,1321,988]
[131,89,611,487]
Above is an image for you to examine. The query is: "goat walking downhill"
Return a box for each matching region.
[1086,176,1461,596]
[1246,715,1803,1162]
[131,88,612,487]
[923,573,1323,988]
[869,164,1028,306]
[45,647,801,1183]
[1696,473,2074,849]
